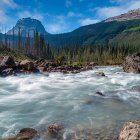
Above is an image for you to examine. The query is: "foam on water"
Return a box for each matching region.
[0,66,140,138]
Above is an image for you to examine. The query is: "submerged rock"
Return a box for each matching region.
[123,52,140,73]
[0,56,16,68]
[119,121,140,140]
[95,92,105,97]
[63,129,77,140]
[96,72,106,77]
[46,123,63,135]
[132,86,140,91]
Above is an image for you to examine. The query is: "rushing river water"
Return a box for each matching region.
[0,66,140,139]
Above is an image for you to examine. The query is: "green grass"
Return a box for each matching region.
[124,26,140,32]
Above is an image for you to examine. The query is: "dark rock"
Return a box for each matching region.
[71,70,80,74]
[37,66,48,72]
[96,92,105,97]
[20,60,34,71]
[96,72,106,76]
[6,128,38,140]
[62,70,69,74]
[16,128,38,140]
[0,68,16,77]
[123,53,140,73]
[46,123,63,135]
[0,56,16,68]
[119,121,140,140]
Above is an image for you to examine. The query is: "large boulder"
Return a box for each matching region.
[20,60,34,71]
[7,128,38,140]
[0,56,16,68]
[119,121,140,140]
[123,53,140,73]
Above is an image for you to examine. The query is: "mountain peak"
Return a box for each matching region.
[105,8,140,22]
[7,17,48,37]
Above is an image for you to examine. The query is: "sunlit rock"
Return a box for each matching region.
[119,121,140,140]
[123,53,140,73]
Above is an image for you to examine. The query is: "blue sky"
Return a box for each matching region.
[0,0,140,34]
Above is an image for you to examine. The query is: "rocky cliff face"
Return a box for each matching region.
[105,9,140,22]
[7,17,48,37]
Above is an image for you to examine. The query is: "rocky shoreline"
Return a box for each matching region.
[4,121,140,140]
[0,56,98,77]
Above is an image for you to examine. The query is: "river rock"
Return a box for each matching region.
[0,68,16,77]
[119,121,140,140]
[63,129,77,140]
[123,52,140,73]
[46,123,63,135]
[7,128,38,140]
[0,56,16,68]
[16,128,38,140]
[96,92,105,97]
[20,60,34,71]
[96,72,106,76]
[37,66,48,72]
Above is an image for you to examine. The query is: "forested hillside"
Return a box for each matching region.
[0,9,140,64]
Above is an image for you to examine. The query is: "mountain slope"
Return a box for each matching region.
[6,9,140,48]
[105,9,140,22]
[46,18,140,47]
[46,9,140,47]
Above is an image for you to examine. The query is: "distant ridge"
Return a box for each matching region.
[105,8,140,22]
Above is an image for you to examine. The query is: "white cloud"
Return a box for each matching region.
[0,0,17,8]
[80,18,100,26]
[45,15,69,34]
[0,10,9,23]
[17,11,43,21]
[66,0,72,7]
[67,11,75,17]
[46,24,63,33]
[95,0,140,19]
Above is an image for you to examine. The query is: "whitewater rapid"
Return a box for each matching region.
[0,66,140,139]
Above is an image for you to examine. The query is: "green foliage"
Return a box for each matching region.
[124,26,140,32]
[55,56,66,65]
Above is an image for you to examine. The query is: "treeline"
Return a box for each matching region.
[0,26,53,59]
[51,44,140,65]
[0,26,140,65]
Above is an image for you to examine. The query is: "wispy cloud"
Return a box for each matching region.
[80,18,100,26]
[0,10,9,23]
[17,11,43,21]
[45,15,68,33]
[67,11,76,17]
[65,0,72,7]
[0,0,17,8]
[95,0,140,19]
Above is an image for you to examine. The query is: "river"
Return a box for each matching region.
[0,66,140,139]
